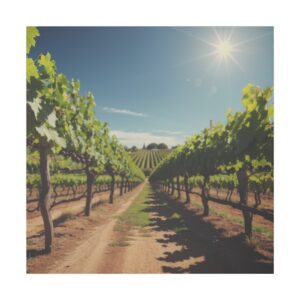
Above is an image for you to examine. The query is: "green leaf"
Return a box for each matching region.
[38,52,56,77]
[36,101,56,125]
[36,124,66,147]
[242,84,254,96]
[226,108,232,118]
[242,97,256,111]
[27,98,41,119]
[268,105,274,119]
[47,110,57,127]
[234,160,243,171]
[27,27,39,54]
[71,79,80,94]
[262,87,273,100]
[244,154,251,162]
[57,73,69,90]
[26,58,39,82]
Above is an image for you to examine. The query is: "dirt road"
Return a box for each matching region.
[47,186,143,273]
[47,182,203,273]
[41,183,273,274]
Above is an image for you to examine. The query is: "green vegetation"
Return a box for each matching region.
[115,184,151,231]
[145,142,168,150]
[131,149,171,175]
[27,27,144,253]
[108,241,130,247]
[169,212,189,234]
[150,84,274,240]
[27,27,273,260]
[194,200,273,239]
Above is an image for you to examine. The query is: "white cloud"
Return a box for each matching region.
[102,107,148,117]
[111,130,187,148]
[152,129,184,135]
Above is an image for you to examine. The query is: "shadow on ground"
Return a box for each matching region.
[27,248,49,258]
[143,185,273,274]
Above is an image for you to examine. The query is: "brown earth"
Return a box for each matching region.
[27,189,111,236]
[27,182,273,274]
[188,187,273,210]
[189,192,273,231]
[27,184,144,273]
[26,186,109,219]
[98,187,273,273]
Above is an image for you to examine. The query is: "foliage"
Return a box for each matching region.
[131,149,171,175]
[150,84,274,200]
[27,27,144,186]
[157,143,168,149]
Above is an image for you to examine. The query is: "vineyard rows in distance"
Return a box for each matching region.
[26,27,274,274]
[131,149,171,176]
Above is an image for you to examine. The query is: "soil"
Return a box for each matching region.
[27,183,273,274]
[27,190,111,236]
[190,187,273,210]
[189,192,273,231]
[27,184,144,273]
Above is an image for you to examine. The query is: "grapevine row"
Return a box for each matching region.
[150,84,274,239]
[27,27,144,252]
[131,149,171,175]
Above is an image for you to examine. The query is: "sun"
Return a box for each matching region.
[209,29,241,68]
[183,28,243,69]
[176,27,272,72]
[174,28,251,72]
[215,39,234,61]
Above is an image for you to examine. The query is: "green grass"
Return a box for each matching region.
[253,226,273,239]
[115,184,151,232]
[170,212,181,219]
[108,241,130,247]
[168,211,189,234]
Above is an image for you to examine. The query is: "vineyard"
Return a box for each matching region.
[131,149,171,175]
[150,84,273,240]
[26,27,274,274]
[26,27,144,254]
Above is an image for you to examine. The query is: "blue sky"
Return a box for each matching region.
[31,27,273,147]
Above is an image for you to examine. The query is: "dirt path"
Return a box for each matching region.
[44,183,273,273]
[98,187,272,273]
[100,220,206,273]
[47,185,144,273]
[46,183,204,273]
[97,191,207,273]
